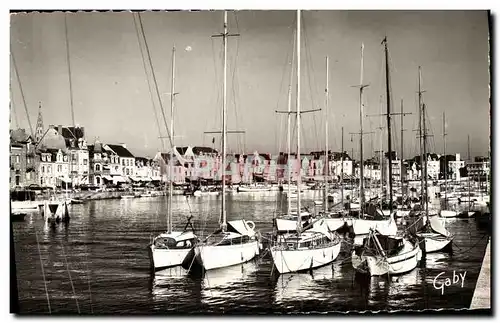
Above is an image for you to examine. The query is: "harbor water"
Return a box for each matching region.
[12,191,490,314]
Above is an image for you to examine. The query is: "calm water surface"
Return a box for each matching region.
[12,191,490,314]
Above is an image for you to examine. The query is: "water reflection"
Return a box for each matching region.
[273,264,340,304]
[201,261,258,303]
[13,193,489,314]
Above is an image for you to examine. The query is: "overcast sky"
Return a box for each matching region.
[10,10,490,160]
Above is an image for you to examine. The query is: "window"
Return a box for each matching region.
[48,166,51,173]
[26,172,31,180]
[83,159,88,165]
[58,165,62,172]
[122,159,125,166]
[126,168,129,175]
[72,153,77,161]
[42,166,45,173]
[15,175,20,186]
[96,177,100,185]
[15,155,20,163]
[64,156,68,162]
[95,164,101,172]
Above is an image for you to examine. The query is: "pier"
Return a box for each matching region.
[470,238,491,310]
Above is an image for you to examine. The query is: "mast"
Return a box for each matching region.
[296,9,302,233]
[286,32,295,214]
[443,111,447,209]
[382,37,393,213]
[358,43,367,217]
[418,66,425,210]
[400,99,405,198]
[467,134,471,211]
[167,46,176,234]
[422,102,428,217]
[324,56,329,212]
[341,127,344,206]
[221,11,228,230]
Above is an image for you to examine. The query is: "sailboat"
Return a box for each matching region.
[352,229,422,276]
[270,11,341,275]
[412,79,453,253]
[182,11,261,272]
[149,46,200,271]
[351,40,422,276]
[349,40,396,239]
[439,111,458,218]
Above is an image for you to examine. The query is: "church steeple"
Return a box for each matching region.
[35,101,44,143]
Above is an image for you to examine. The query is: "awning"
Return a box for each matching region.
[113,176,127,183]
[151,176,161,181]
[59,177,72,183]
[103,175,113,181]
[129,176,141,182]
[141,177,152,182]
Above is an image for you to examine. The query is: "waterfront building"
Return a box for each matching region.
[50,125,90,186]
[10,129,37,188]
[38,148,70,188]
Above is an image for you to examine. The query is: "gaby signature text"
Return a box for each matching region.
[433,271,466,295]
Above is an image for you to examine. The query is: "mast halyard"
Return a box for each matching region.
[168,46,176,234]
[418,66,425,211]
[324,56,329,212]
[341,127,344,207]
[397,99,412,200]
[296,9,302,234]
[286,31,296,215]
[443,111,447,209]
[422,102,428,217]
[211,11,240,232]
[358,43,368,218]
[222,11,228,231]
[382,37,393,213]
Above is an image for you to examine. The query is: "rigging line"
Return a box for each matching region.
[34,227,51,314]
[230,15,242,153]
[10,86,20,128]
[137,13,174,151]
[232,12,241,151]
[133,15,163,238]
[61,241,80,313]
[10,51,34,137]
[302,18,320,150]
[210,37,223,141]
[64,14,76,128]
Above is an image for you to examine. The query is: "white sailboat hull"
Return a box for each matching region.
[194,191,220,197]
[440,210,458,218]
[416,233,452,253]
[352,244,421,276]
[150,245,191,270]
[237,186,270,192]
[11,200,41,212]
[271,242,341,274]
[194,240,260,270]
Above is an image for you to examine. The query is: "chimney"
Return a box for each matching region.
[58,125,63,135]
[120,143,127,149]
[456,153,460,161]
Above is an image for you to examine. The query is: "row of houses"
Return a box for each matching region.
[10,109,489,189]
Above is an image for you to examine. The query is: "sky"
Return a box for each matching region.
[9,10,490,160]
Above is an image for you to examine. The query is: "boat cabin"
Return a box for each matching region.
[355,234,404,257]
[153,231,198,249]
